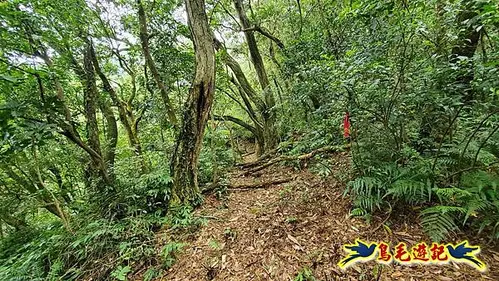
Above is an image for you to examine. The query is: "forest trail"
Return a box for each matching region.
[156,151,499,281]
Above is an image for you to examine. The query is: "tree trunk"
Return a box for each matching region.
[137,0,178,126]
[213,114,264,155]
[83,44,112,186]
[214,40,273,155]
[233,0,269,90]
[98,98,118,171]
[89,43,146,164]
[82,48,118,170]
[0,213,28,231]
[22,21,113,188]
[170,0,215,204]
[2,164,67,222]
[232,0,278,151]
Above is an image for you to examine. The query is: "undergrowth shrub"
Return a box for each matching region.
[0,214,159,280]
[198,126,236,184]
[346,132,499,241]
[0,172,204,281]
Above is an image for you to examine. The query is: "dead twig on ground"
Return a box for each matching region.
[369,203,393,234]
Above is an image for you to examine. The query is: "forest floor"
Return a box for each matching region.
[153,150,499,281]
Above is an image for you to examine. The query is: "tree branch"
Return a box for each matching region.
[244,25,285,50]
[213,115,258,136]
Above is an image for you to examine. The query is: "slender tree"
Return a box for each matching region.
[233,0,278,151]
[137,0,178,126]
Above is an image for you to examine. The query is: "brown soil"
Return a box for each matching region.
[155,151,499,281]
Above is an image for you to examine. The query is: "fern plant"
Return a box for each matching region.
[345,176,383,213]
[348,155,499,241]
[420,206,464,242]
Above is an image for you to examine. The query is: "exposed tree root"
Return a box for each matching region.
[242,145,345,175]
[201,177,296,194]
[228,176,296,190]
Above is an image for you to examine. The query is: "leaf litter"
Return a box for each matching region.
[143,152,499,280]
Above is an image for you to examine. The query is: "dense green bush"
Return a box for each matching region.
[0,201,203,281]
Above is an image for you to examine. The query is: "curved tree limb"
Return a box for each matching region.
[244,25,285,50]
[213,115,257,136]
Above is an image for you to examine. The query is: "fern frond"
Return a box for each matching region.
[434,187,472,201]
[438,157,458,167]
[463,199,490,224]
[353,194,382,212]
[350,208,367,217]
[386,179,430,203]
[420,206,465,242]
[348,176,380,196]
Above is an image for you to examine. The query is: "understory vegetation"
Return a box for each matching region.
[1,0,499,279]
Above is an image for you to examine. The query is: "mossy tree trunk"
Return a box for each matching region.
[170,0,215,204]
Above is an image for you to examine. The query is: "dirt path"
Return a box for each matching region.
[159,152,499,281]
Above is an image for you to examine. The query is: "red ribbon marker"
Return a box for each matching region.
[343,111,351,139]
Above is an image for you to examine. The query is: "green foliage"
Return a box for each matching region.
[208,239,221,250]
[293,267,317,281]
[0,215,157,280]
[143,268,160,281]
[1,0,499,279]
[386,179,432,204]
[198,126,236,184]
[111,265,131,281]
[0,204,202,280]
[281,0,499,242]
[420,206,463,242]
[310,160,333,178]
[346,159,499,241]
[160,241,185,269]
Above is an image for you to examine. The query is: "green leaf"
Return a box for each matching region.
[111,265,131,281]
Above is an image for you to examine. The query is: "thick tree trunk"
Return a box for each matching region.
[86,46,118,168]
[137,0,178,126]
[99,98,118,170]
[170,0,215,204]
